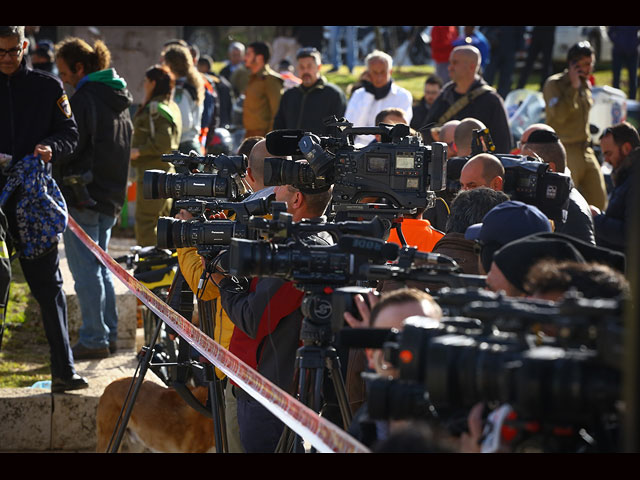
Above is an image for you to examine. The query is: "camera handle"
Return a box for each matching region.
[276,288,353,453]
[105,269,228,453]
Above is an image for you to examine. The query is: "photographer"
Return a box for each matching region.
[208,177,334,453]
[346,288,443,448]
[54,36,133,359]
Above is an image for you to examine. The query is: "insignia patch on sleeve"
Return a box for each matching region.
[57,94,72,118]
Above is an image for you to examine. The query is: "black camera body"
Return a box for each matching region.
[349,290,623,450]
[446,154,572,225]
[143,151,248,201]
[263,120,448,210]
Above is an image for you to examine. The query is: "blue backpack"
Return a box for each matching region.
[0,155,68,259]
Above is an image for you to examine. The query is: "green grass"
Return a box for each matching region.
[0,258,50,388]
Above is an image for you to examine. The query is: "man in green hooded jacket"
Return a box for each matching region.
[54,36,134,359]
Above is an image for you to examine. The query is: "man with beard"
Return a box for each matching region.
[273,47,346,136]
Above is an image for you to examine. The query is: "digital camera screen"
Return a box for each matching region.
[367,154,389,173]
[396,154,415,169]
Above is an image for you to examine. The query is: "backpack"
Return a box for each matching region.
[0,154,68,259]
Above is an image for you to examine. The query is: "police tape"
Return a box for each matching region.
[67,216,370,453]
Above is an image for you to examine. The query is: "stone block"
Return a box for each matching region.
[0,388,52,451]
[51,392,99,451]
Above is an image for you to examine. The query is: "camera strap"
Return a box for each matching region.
[436,84,494,127]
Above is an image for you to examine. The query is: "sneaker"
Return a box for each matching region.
[51,374,89,393]
[72,342,110,360]
[109,341,118,355]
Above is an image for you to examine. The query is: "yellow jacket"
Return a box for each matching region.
[177,246,235,379]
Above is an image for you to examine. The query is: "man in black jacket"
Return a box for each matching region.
[273,47,346,136]
[54,36,133,359]
[521,129,596,245]
[0,26,87,392]
[424,45,512,154]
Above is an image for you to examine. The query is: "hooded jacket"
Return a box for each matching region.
[53,68,133,217]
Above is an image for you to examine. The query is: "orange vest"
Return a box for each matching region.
[387,218,444,252]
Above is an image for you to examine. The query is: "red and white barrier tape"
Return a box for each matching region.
[67,216,370,453]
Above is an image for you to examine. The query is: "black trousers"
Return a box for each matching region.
[18,245,76,379]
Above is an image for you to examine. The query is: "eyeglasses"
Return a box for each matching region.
[0,46,23,58]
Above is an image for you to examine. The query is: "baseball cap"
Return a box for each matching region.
[465,200,552,273]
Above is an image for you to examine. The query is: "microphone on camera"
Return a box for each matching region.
[338,235,400,262]
[265,130,308,156]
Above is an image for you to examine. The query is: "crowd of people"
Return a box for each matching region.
[0,25,638,453]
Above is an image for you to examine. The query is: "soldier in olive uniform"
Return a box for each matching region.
[242,41,284,138]
[543,42,608,211]
[130,65,182,246]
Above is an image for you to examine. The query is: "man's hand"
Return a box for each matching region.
[459,402,485,453]
[175,209,194,221]
[568,61,584,89]
[589,205,602,217]
[34,144,52,163]
[343,291,379,328]
[130,148,140,160]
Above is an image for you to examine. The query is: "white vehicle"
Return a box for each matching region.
[553,26,613,64]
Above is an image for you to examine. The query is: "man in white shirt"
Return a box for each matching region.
[344,50,413,146]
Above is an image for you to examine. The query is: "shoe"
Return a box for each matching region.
[328,66,339,73]
[109,341,118,355]
[51,374,89,393]
[72,342,110,360]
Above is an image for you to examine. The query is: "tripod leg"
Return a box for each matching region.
[326,355,353,429]
[107,315,163,453]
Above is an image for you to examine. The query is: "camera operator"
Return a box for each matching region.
[459,153,505,192]
[207,176,334,453]
[174,137,283,453]
[345,288,443,448]
[520,129,596,245]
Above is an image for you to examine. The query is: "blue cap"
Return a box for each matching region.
[464,200,551,245]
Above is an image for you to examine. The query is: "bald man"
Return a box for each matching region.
[424,45,512,154]
[439,119,460,157]
[454,117,487,156]
[459,153,505,191]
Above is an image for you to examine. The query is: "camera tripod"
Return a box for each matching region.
[275,286,353,453]
[105,269,228,453]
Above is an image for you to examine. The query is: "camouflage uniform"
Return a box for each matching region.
[543,71,608,210]
[130,96,182,246]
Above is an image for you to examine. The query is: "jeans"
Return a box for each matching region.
[329,26,356,72]
[612,49,638,100]
[63,207,118,349]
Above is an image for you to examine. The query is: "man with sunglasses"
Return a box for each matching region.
[0,26,86,393]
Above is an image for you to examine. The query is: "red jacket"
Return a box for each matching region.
[431,26,460,63]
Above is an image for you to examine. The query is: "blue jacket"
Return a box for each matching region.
[608,26,640,55]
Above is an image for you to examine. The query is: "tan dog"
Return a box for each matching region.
[96,377,216,453]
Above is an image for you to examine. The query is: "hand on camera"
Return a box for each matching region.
[343,291,379,328]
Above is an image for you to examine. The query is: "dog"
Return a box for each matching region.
[96,377,216,453]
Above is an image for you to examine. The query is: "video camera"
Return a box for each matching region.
[143,151,248,201]
[263,118,448,210]
[155,193,279,258]
[446,129,572,225]
[340,289,623,452]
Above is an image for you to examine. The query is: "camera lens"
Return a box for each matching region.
[143,170,235,199]
[156,217,236,249]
